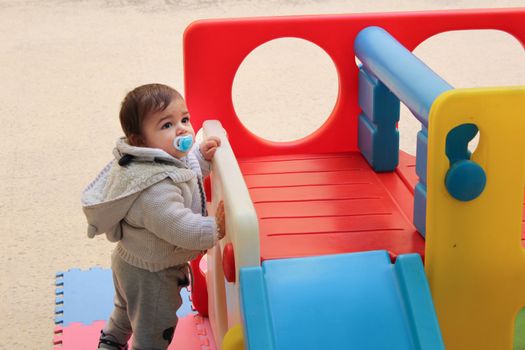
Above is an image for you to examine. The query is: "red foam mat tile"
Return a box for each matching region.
[53,315,216,349]
[53,321,105,349]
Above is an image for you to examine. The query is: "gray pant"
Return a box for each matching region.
[102,250,190,350]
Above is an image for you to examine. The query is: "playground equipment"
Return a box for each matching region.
[54,7,525,350]
[183,7,525,350]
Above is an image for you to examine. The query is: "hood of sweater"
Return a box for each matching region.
[81,137,196,241]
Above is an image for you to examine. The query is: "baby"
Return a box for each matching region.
[81,83,225,349]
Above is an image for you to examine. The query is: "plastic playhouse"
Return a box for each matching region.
[54,7,525,350]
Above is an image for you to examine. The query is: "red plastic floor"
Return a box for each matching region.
[239,150,525,260]
[239,151,425,262]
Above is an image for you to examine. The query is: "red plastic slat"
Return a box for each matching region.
[254,199,394,219]
[259,228,422,261]
[249,184,383,204]
[239,154,363,175]
[260,215,407,236]
[244,171,373,189]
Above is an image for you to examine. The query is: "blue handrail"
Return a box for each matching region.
[354,26,453,127]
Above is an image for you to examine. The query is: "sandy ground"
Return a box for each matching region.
[0,0,524,348]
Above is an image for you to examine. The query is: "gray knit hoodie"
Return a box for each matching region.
[81,137,218,272]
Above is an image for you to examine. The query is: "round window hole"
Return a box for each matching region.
[232,38,339,142]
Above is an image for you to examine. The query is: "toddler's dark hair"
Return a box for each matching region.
[119,83,182,140]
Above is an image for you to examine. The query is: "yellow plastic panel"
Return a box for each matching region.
[203,120,261,347]
[425,87,525,349]
[222,324,245,350]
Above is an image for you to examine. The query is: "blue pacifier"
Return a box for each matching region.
[173,134,193,152]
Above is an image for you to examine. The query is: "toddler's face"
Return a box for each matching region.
[140,97,195,159]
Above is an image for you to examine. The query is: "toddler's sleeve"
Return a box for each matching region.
[139,179,218,250]
[191,144,212,178]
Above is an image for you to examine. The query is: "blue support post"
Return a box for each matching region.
[357,67,400,172]
[414,128,428,236]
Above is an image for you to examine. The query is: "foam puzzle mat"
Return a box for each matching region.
[53,267,214,349]
[55,268,114,326]
[53,315,215,349]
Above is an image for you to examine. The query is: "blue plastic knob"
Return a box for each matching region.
[445,160,486,201]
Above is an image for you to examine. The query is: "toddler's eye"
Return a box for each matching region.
[182,116,190,124]
[161,122,173,129]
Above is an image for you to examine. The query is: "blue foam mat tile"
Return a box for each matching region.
[55,267,114,326]
[177,287,195,318]
[55,267,195,326]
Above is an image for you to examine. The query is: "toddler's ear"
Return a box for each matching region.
[128,134,144,147]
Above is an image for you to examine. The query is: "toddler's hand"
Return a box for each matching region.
[215,200,226,240]
[200,136,221,161]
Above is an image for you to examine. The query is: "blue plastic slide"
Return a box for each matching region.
[239,250,444,350]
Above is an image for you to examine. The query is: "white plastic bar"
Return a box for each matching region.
[203,120,261,271]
